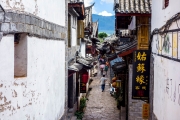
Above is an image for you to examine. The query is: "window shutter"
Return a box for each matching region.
[78,20,84,39]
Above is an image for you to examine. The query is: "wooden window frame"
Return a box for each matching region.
[163,0,169,9]
[14,33,28,78]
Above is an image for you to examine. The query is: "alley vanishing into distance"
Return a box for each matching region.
[1,0,180,120]
[83,68,120,120]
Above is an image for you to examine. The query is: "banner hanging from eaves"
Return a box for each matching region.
[132,50,150,100]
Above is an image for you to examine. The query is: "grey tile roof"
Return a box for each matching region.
[114,0,151,14]
[115,40,137,54]
[76,54,94,67]
[106,53,117,61]
[68,63,83,72]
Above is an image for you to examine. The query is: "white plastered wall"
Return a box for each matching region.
[71,28,77,46]
[151,0,180,119]
[0,35,65,120]
[0,0,65,26]
[151,0,180,30]
[153,54,180,120]
[81,42,86,58]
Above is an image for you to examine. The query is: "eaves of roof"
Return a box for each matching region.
[114,0,152,14]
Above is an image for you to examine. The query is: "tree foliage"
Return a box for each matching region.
[98,32,108,39]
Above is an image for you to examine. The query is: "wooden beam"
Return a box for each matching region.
[116,13,151,17]
[81,4,85,16]
[68,3,82,7]
[68,3,85,16]
[118,47,137,57]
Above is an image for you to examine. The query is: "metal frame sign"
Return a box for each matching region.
[132,50,150,100]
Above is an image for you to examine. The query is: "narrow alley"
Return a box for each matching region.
[1,0,180,120]
[83,69,120,120]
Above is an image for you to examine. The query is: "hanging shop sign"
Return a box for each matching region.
[132,50,150,100]
[142,103,150,119]
[80,82,86,93]
[137,17,150,50]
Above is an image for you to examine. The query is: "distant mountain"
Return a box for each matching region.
[92,14,115,35]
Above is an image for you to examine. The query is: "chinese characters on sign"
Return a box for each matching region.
[132,50,150,100]
[142,103,150,119]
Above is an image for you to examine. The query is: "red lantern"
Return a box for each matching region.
[82,71,89,83]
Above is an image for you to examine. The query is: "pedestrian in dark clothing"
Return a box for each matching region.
[104,65,109,75]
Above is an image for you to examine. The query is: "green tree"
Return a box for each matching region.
[98,32,108,39]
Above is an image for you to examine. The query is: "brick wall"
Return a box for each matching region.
[0,11,66,40]
[128,64,146,120]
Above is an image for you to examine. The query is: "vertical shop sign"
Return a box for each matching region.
[132,50,150,100]
[142,103,150,119]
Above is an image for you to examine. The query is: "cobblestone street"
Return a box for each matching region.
[83,70,120,120]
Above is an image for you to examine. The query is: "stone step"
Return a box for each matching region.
[68,108,74,113]
[66,112,73,120]
[71,116,77,120]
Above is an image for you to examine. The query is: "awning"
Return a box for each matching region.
[68,7,79,17]
[110,57,126,73]
[115,40,137,57]
[68,63,83,72]
[68,2,85,19]
[106,53,117,61]
[112,61,126,73]
[110,57,123,66]
[76,57,93,69]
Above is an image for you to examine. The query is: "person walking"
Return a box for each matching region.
[100,64,105,76]
[100,68,104,76]
[100,75,108,92]
[104,65,109,76]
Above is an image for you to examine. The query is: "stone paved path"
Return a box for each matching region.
[83,70,120,120]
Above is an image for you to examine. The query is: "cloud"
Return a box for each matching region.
[84,0,97,14]
[92,7,97,14]
[98,11,113,16]
[101,0,114,3]
[84,0,94,7]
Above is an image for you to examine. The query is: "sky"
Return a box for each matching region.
[84,0,114,16]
